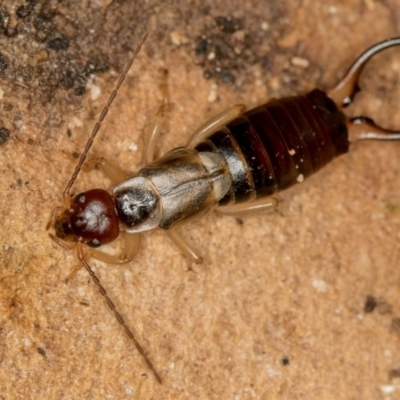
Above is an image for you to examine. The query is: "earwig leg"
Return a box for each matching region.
[64,233,141,284]
[48,233,76,250]
[187,104,246,148]
[88,232,142,265]
[167,230,203,264]
[349,116,400,141]
[122,232,142,260]
[159,68,170,105]
[64,263,83,283]
[89,250,132,264]
[144,69,173,164]
[328,38,400,107]
[83,157,127,184]
[217,197,278,216]
[144,103,173,164]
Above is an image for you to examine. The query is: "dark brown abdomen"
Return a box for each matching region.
[195,89,349,205]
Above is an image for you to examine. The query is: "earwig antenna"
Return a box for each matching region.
[63,33,149,198]
[77,244,163,384]
[60,33,162,383]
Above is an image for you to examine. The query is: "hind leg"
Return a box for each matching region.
[217,197,278,216]
[187,104,246,148]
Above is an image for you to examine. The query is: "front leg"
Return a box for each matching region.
[83,157,128,184]
[64,232,142,282]
[88,232,142,264]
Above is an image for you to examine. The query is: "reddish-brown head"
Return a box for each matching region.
[54,188,120,247]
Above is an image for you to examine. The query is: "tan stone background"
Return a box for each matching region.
[1,0,400,399]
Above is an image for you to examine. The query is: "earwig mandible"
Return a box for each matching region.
[48,35,400,384]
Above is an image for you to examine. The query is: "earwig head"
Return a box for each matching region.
[54,188,120,247]
[113,177,162,233]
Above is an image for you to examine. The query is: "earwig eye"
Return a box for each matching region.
[73,193,86,203]
[87,238,101,248]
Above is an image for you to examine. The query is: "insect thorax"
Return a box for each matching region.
[113,148,231,232]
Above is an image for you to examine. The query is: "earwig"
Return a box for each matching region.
[48,36,400,384]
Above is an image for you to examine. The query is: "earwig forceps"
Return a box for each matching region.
[328,37,400,141]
